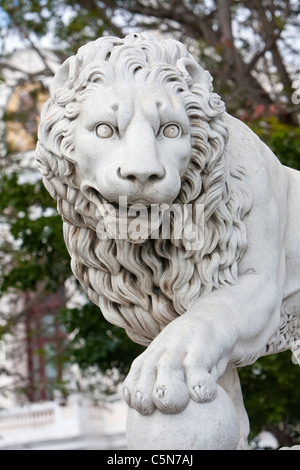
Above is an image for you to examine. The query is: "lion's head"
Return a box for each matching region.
[36,33,252,345]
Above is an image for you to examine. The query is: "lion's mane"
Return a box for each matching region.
[36,33,253,345]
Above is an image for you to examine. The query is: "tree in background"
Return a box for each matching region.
[124,0,300,124]
[0,0,299,446]
[1,0,298,122]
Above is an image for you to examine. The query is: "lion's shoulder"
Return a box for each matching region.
[224,113,273,165]
[224,113,288,203]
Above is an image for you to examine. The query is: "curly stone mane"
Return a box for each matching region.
[36,33,252,345]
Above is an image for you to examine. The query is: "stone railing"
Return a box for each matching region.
[0,402,56,431]
[0,395,127,449]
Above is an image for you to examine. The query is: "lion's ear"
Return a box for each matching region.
[50,56,78,99]
[176,58,213,91]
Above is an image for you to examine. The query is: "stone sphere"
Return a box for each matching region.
[126,385,240,450]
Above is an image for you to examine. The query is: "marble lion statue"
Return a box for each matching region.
[36,33,300,449]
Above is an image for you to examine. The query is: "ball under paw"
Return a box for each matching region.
[126,385,240,450]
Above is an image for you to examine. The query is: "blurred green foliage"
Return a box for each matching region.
[240,351,300,446]
[60,302,144,377]
[0,173,70,292]
[248,117,300,171]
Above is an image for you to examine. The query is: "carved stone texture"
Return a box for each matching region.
[126,385,240,450]
[36,33,300,450]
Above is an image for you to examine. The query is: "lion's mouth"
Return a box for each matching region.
[85,186,152,211]
[83,185,167,242]
[91,190,152,219]
[111,202,152,219]
[108,200,124,215]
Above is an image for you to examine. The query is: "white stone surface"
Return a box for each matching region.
[36,32,300,450]
[126,385,240,450]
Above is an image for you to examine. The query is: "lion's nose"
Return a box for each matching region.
[118,118,166,185]
[118,163,165,184]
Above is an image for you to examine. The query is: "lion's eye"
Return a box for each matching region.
[162,123,181,139]
[96,123,114,139]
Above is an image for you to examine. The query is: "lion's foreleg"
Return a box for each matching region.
[218,367,250,450]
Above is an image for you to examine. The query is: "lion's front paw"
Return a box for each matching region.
[123,322,227,415]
